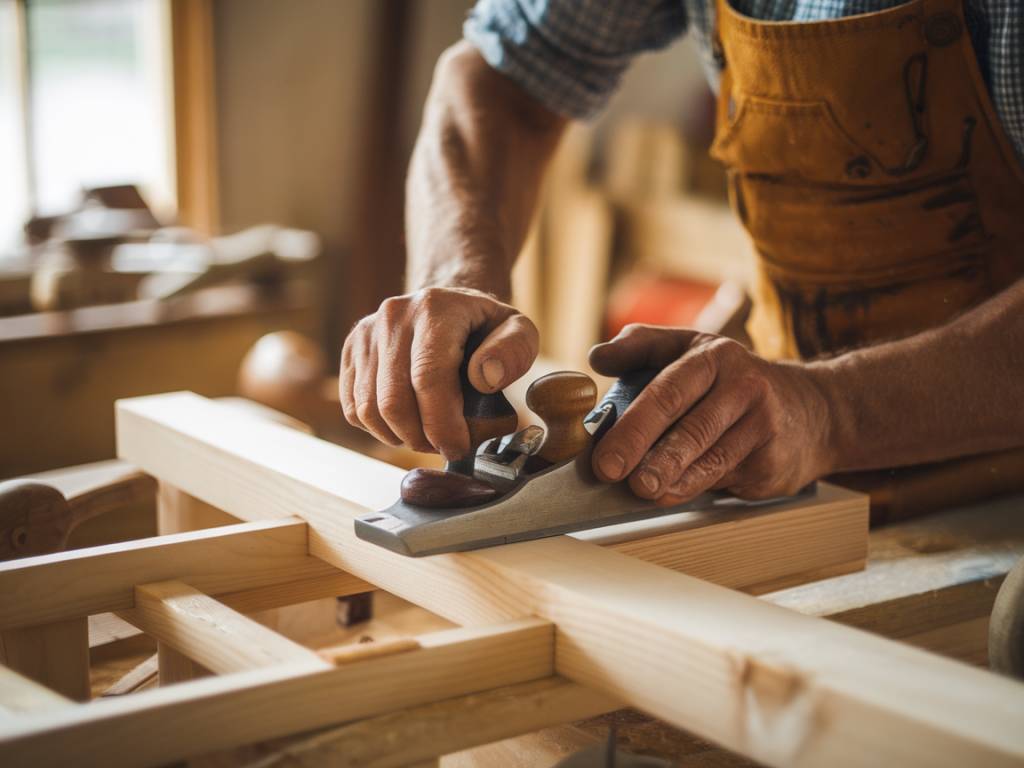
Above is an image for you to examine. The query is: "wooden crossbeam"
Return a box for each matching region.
[119,581,328,675]
[0,518,370,630]
[0,618,552,767]
[112,393,1024,767]
[245,677,619,768]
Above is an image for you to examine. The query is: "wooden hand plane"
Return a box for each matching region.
[355,364,815,557]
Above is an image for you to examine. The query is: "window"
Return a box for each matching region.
[1,0,175,254]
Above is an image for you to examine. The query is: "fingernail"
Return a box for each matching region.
[598,452,625,480]
[637,470,661,496]
[482,358,505,389]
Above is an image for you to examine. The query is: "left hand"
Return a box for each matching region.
[589,325,835,505]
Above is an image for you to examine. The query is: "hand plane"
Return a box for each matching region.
[356,356,815,557]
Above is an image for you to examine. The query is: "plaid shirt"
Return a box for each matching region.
[465,0,1024,162]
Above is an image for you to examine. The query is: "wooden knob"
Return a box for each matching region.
[400,468,499,509]
[526,371,598,464]
[0,481,71,560]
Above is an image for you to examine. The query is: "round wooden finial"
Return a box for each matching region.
[0,481,72,560]
[237,331,327,424]
[526,371,598,464]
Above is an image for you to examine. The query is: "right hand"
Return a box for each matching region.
[340,287,539,459]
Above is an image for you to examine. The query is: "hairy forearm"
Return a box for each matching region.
[405,42,566,299]
[810,279,1024,472]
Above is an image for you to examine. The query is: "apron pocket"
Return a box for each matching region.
[711,95,876,184]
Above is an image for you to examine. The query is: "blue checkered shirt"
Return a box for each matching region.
[465,0,1024,161]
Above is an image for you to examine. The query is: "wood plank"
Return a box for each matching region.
[243,677,618,768]
[0,518,371,629]
[575,483,866,591]
[101,654,159,697]
[0,619,553,767]
[120,581,328,674]
[0,665,74,715]
[157,643,205,686]
[1,618,90,702]
[114,393,1024,767]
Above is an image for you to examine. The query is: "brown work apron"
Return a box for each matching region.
[709,0,1024,521]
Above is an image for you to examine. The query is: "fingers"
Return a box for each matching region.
[375,324,431,452]
[410,311,472,460]
[353,334,401,446]
[466,314,539,393]
[628,384,750,500]
[589,324,701,376]
[591,345,719,483]
[655,412,766,506]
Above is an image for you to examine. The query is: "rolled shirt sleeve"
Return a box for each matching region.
[464,0,689,120]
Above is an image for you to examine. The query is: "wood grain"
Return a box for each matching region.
[246,677,619,768]
[0,665,73,715]
[113,393,1024,767]
[1,618,90,701]
[1,619,553,767]
[119,581,328,675]
[0,518,370,630]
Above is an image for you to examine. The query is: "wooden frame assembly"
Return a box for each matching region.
[1,392,1023,767]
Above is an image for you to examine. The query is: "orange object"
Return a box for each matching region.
[605,272,718,341]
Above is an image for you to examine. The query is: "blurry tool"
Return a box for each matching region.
[139,225,320,300]
[31,233,144,311]
[0,470,155,560]
[990,554,1024,679]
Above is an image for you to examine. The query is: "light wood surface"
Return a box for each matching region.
[113,393,1024,768]
[0,665,73,715]
[1,619,553,767]
[120,581,328,675]
[1,618,90,702]
[575,483,866,592]
[0,518,370,630]
[246,677,618,768]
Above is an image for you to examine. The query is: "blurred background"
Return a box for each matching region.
[1,0,755,478]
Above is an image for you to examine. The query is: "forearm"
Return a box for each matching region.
[811,279,1024,472]
[405,41,566,299]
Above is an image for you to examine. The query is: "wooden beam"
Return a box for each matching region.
[1,618,90,702]
[0,665,73,715]
[0,619,552,767]
[119,581,328,674]
[574,482,866,592]
[170,0,219,234]
[115,393,1024,767]
[0,518,370,630]
[244,677,618,768]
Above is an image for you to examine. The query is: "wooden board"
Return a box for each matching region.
[119,581,327,674]
[1,619,553,766]
[0,518,369,630]
[113,393,1024,767]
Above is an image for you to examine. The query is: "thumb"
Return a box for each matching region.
[589,325,699,376]
[467,313,539,393]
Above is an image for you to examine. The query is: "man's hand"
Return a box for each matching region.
[340,287,538,460]
[589,325,834,504]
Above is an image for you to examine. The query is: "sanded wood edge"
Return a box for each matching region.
[244,676,620,768]
[0,518,369,630]
[0,618,554,768]
[118,581,328,675]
